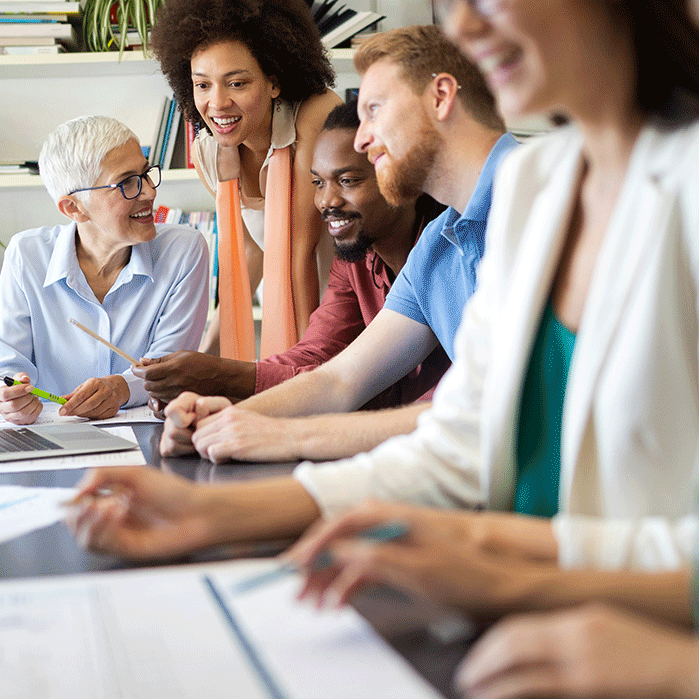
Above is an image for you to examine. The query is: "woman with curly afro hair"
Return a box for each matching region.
[148,0,342,368]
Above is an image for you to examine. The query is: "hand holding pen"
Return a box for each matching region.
[0,372,46,425]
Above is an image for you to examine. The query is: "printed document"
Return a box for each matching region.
[0,561,445,699]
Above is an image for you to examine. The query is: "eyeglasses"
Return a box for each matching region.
[435,0,506,22]
[68,165,162,200]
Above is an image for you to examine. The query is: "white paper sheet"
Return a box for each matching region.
[0,562,446,699]
[211,566,444,699]
[0,484,77,544]
[0,426,146,474]
[0,403,160,429]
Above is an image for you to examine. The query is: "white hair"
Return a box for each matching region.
[39,115,138,204]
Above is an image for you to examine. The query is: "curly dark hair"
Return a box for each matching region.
[150,0,336,128]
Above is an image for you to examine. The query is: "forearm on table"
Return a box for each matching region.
[499,567,693,628]
[205,357,256,399]
[237,364,362,418]
[197,476,321,545]
[284,403,431,461]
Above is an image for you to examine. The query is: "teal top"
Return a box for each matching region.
[514,303,576,517]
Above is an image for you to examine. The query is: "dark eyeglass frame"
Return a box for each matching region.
[68,165,162,200]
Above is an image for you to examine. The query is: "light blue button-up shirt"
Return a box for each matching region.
[383,133,518,359]
[0,222,209,407]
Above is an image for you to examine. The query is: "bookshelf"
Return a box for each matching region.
[0,49,361,256]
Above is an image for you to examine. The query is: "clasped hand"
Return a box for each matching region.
[160,391,301,462]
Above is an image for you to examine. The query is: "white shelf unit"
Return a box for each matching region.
[0,50,361,258]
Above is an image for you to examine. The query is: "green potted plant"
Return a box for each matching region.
[82,0,165,58]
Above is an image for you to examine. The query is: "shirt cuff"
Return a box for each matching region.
[552,514,696,570]
[121,370,147,408]
[254,361,296,394]
[293,454,376,518]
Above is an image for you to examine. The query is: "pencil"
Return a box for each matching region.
[68,318,141,367]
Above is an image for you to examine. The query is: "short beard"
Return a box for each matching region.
[377,125,441,206]
[333,233,377,263]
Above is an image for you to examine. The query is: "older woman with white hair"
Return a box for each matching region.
[0,115,209,424]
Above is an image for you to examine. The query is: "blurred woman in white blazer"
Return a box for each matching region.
[287,0,699,625]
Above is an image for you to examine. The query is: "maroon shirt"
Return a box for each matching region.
[255,250,451,409]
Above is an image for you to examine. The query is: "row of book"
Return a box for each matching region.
[147,97,198,171]
[0,0,79,54]
[154,207,218,316]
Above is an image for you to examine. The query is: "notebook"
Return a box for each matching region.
[0,423,139,462]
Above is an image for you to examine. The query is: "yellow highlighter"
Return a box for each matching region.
[3,376,67,405]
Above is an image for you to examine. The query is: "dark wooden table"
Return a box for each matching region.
[0,423,472,698]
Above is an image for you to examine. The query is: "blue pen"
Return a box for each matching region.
[231,520,409,595]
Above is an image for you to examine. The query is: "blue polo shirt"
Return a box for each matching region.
[383,133,518,359]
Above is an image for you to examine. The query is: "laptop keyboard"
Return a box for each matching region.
[0,428,62,452]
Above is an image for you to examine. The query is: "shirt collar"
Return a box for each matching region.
[462,132,519,222]
[44,222,155,289]
[440,133,519,245]
[44,222,80,288]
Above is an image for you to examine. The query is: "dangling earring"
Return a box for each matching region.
[275,97,282,112]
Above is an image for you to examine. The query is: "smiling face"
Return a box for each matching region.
[354,59,441,206]
[312,127,405,262]
[191,39,280,150]
[69,139,157,250]
[440,0,622,120]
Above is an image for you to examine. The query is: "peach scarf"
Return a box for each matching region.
[216,145,297,360]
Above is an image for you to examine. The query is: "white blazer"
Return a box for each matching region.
[294,122,699,570]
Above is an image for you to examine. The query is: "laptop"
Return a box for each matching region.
[0,423,139,463]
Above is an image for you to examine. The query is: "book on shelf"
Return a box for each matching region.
[109,25,146,48]
[150,97,188,170]
[0,160,39,174]
[160,101,182,169]
[0,19,77,46]
[0,41,63,52]
[0,34,55,44]
[149,96,171,168]
[321,10,384,48]
[184,120,198,169]
[0,1,80,13]
[305,0,383,48]
[0,14,66,20]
